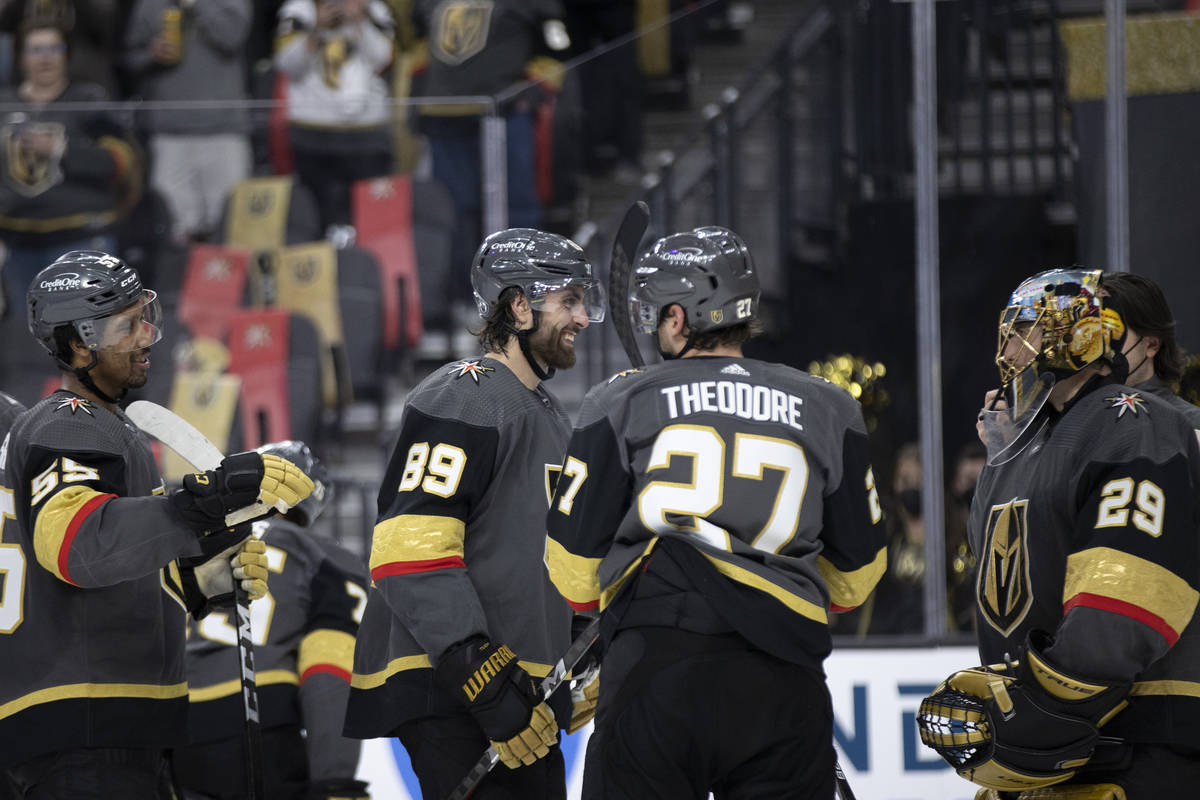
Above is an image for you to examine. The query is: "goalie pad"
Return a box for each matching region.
[974,785,1126,800]
[917,631,1129,792]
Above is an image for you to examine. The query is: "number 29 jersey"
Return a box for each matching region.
[546,356,888,665]
[969,385,1200,748]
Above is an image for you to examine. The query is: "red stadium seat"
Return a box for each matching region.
[177,244,252,341]
[352,175,424,350]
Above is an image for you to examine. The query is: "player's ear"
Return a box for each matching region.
[509,291,533,330]
[665,303,688,336]
[1144,335,1161,359]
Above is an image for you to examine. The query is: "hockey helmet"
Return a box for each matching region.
[256,440,330,526]
[470,228,605,322]
[27,250,162,361]
[996,268,1125,386]
[631,226,760,335]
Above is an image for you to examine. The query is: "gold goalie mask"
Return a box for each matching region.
[983,269,1126,464]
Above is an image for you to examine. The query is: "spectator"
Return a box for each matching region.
[411,0,568,285]
[0,21,141,302]
[0,0,123,95]
[274,0,395,234]
[123,0,253,244]
[945,440,984,632]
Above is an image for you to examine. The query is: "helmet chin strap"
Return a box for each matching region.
[57,350,124,405]
[659,331,698,361]
[508,311,555,382]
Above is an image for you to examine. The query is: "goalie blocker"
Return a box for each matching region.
[917,630,1129,792]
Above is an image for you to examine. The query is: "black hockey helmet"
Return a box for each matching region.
[27,250,163,362]
[470,228,605,322]
[256,440,330,527]
[631,226,760,335]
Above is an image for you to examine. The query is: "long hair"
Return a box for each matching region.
[1101,272,1184,383]
[474,286,522,354]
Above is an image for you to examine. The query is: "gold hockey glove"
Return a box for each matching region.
[434,637,559,768]
[171,452,314,532]
[181,538,269,617]
[567,663,600,734]
[917,631,1129,792]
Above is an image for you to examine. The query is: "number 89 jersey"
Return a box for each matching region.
[546,356,888,665]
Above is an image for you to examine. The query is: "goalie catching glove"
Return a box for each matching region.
[434,636,558,769]
[170,451,314,533]
[916,630,1129,792]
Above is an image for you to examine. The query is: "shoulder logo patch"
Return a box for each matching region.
[1105,391,1147,419]
[720,363,750,376]
[607,368,644,384]
[55,397,94,416]
[448,359,495,384]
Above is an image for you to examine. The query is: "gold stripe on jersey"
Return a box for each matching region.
[189,670,299,702]
[700,551,828,624]
[599,539,660,610]
[351,654,432,690]
[0,681,188,721]
[32,485,110,584]
[1130,680,1200,698]
[370,514,465,571]
[299,629,356,681]
[1064,547,1199,638]
[545,537,602,609]
[817,546,887,611]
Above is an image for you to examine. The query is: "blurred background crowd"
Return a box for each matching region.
[2,0,1199,643]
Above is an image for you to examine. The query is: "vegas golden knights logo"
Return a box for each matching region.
[544,463,562,507]
[977,499,1033,636]
[247,189,274,217]
[433,1,493,66]
[2,120,65,197]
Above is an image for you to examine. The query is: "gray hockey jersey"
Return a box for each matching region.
[546,356,888,665]
[970,380,1200,747]
[344,358,574,737]
[185,518,368,781]
[0,390,202,766]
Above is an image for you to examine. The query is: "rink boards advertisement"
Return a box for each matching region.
[354,643,983,800]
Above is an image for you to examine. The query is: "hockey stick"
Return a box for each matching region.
[124,400,267,800]
[607,201,651,369]
[444,616,602,800]
[834,759,857,800]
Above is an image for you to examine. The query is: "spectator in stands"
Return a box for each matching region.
[0,0,124,94]
[274,0,395,235]
[123,0,253,244]
[410,0,569,284]
[563,0,643,183]
[0,20,140,302]
[945,440,985,632]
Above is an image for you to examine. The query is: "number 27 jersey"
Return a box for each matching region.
[546,356,888,664]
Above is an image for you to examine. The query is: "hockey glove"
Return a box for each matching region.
[434,636,559,769]
[917,630,1129,792]
[307,778,371,800]
[567,663,600,734]
[171,452,314,532]
[180,538,269,619]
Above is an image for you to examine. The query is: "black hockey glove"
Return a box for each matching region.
[170,451,313,533]
[307,778,371,800]
[177,537,269,619]
[916,630,1129,792]
[434,636,558,769]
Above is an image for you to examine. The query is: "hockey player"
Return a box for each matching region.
[546,226,888,799]
[177,440,371,800]
[920,268,1200,799]
[0,251,314,798]
[1100,271,1200,430]
[344,228,605,798]
[0,391,24,440]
